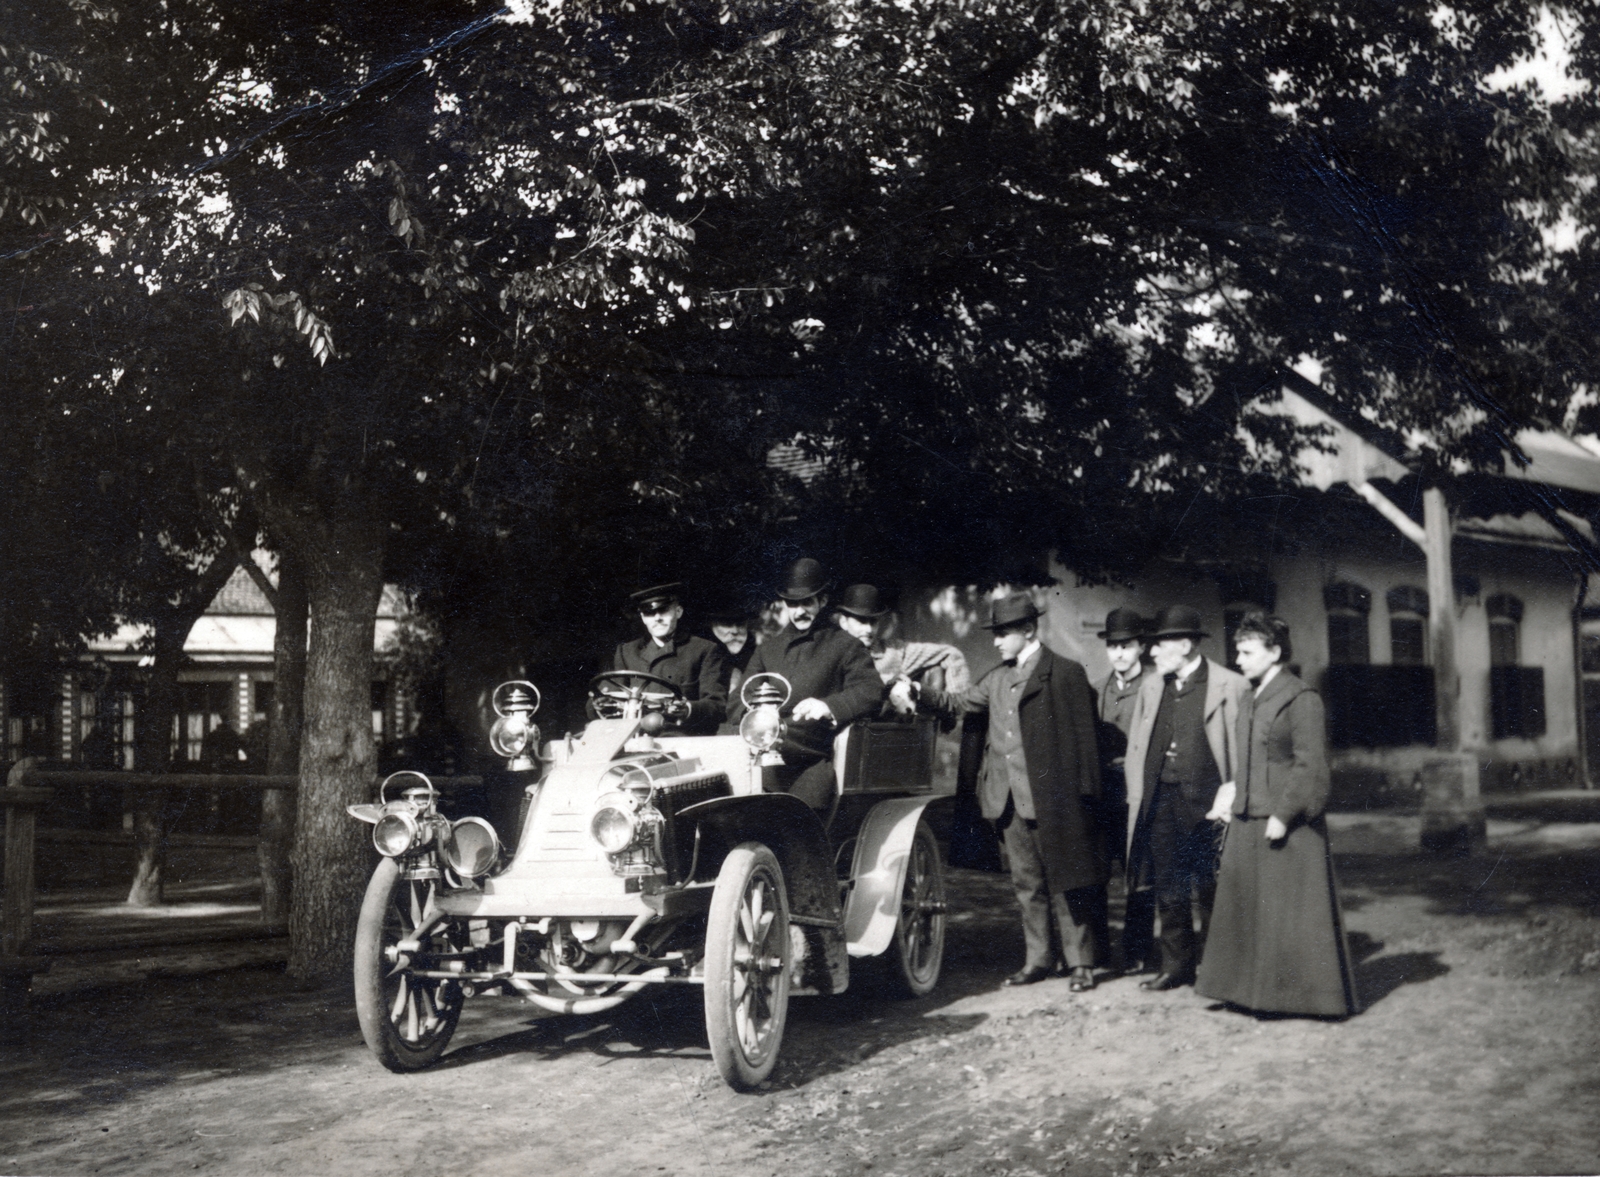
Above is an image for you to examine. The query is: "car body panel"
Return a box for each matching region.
[843,796,938,957]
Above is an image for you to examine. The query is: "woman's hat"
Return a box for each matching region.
[835,584,889,619]
[1097,608,1148,643]
[981,593,1041,630]
[1147,605,1208,641]
[777,557,833,602]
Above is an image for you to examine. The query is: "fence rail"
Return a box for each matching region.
[0,762,485,1012]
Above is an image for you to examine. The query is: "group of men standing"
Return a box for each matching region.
[913,596,1248,995]
[601,559,1250,995]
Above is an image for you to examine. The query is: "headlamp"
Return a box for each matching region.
[739,707,783,753]
[441,816,501,877]
[739,673,792,764]
[590,791,638,854]
[374,810,423,857]
[490,680,542,769]
[489,712,539,758]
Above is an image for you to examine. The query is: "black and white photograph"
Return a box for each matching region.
[3,2,1599,1174]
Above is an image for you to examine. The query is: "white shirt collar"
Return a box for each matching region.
[1175,653,1203,685]
[1254,664,1282,696]
[1015,638,1042,669]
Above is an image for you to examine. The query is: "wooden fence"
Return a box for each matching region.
[0,762,482,1012]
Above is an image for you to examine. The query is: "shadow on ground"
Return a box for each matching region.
[1336,845,1600,919]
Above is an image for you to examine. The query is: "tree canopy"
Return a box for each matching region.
[5,0,1599,971]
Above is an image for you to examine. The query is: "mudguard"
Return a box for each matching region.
[678,793,839,928]
[843,796,937,957]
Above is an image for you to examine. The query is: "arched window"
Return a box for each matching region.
[1486,593,1523,667]
[1386,585,1429,665]
[1323,581,1371,665]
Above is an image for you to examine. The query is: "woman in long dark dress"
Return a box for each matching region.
[1196,613,1360,1017]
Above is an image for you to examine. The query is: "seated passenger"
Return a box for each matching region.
[835,583,970,726]
[705,598,758,703]
[727,558,884,809]
[605,582,727,736]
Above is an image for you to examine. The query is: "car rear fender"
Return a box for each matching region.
[843,796,939,958]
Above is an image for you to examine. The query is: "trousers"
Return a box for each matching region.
[999,806,1105,971]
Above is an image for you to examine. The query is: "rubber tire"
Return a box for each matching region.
[703,843,791,1090]
[354,858,462,1072]
[880,820,947,998]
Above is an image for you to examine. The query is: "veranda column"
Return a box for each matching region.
[1420,485,1486,852]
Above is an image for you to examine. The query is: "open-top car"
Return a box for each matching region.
[346,670,949,1089]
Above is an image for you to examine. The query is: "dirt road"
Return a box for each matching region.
[4,815,1599,1177]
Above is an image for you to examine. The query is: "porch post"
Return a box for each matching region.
[1419,486,1485,852]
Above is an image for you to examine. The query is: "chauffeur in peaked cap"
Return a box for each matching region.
[605,581,728,736]
[726,557,884,810]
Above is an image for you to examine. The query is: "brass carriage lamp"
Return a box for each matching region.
[489,680,543,772]
[738,673,791,767]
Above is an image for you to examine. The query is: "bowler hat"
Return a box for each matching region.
[777,557,833,602]
[1147,605,1208,641]
[1097,608,1148,643]
[836,584,889,619]
[981,593,1041,630]
[629,582,683,611]
[703,597,753,625]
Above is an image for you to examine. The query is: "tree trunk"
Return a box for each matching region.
[287,512,386,979]
[126,552,240,907]
[126,625,186,907]
[259,547,307,928]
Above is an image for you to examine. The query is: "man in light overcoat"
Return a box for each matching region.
[1123,605,1251,990]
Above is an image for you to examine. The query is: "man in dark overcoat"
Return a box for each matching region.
[606,582,728,735]
[1095,607,1155,973]
[726,558,884,809]
[915,593,1107,990]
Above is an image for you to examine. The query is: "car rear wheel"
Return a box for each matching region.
[704,842,791,1090]
[882,820,946,998]
[354,858,463,1071]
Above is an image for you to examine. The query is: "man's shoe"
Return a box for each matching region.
[1067,967,1096,993]
[1139,971,1192,992]
[1004,966,1052,987]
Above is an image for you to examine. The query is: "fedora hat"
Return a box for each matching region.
[981,593,1041,630]
[1097,607,1148,643]
[629,582,683,612]
[835,584,889,619]
[1147,605,1208,641]
[777,557,833,602]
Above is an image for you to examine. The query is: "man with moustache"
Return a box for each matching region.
[907,594,1106,990]
[727,558,884,810]
[606,582,728,735]
[706,599,758,703]
[1122,605,1250,991]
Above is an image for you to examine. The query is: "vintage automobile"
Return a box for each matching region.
[346,670,949,1089]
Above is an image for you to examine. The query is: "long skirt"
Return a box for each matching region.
[1196,814,1360,1016]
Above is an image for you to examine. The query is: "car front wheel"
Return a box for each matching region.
[703,842,791,1090]
[353,858,463,1071]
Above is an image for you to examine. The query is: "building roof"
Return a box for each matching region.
[85,554,407,663]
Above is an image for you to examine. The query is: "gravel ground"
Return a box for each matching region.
[3,815,1599,1177]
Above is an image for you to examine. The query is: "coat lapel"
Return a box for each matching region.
[1018,647,1051,705]
[1203,658,1228,721]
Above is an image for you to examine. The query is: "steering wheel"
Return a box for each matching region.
[588,670,686,720]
